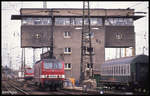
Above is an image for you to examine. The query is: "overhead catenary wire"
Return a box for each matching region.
[127,2,144,9]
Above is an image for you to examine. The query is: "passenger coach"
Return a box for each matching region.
[101,55,149,93]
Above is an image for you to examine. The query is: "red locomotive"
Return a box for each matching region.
[24,67,34,80]
[34,59,65,90]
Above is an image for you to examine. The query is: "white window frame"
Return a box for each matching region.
[64,63,71,70]
[64,47,72,54]
[64,31,71,38]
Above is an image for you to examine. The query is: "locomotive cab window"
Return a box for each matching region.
[54,61,62,69]
[26,69,33,73]
[44,61,53,69]
[44,61,62,69]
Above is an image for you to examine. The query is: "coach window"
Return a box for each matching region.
[105,66,107,75]
[118,66,120,75]
[108,66,109,75]
[103,67,105,75]
[115,66,117,75]
[127,64,130,75]
[124,65,126,75]
[121,66,123,75]
[113,66,115,75]
[122,65,125,75]
[116,66,118,75]
[103,67,104,75]
[110,66,112,75]
[122,65,124,75]
[106,66,108,75]
[105,67,107,75]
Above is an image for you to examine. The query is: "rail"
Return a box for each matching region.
[7,80,30,95]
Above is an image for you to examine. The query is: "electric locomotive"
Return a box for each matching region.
[100,54,149,93]
[24,67,34,80]
[34,59,65,90]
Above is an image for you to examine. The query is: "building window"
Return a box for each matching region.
[116,34,122,40]
[111,66,113,75]
[105,18,133,26]
[64,63,71,70]
[55,18,70,25]
[64,32,71,38]
[22,18,33,25]
[75,18,82,25]
[22,18,51,25]
[84,47,94,55]
[85,32,94,38]
[54,17,103,26]
[87,63,93,68]
[64,48,72,54]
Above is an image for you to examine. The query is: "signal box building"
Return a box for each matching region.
[12,8,143,81]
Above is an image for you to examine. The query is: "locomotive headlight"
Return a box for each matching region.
[62,75,65,78]
[45,75,47,78]
[40,75,45,78]
[100,90,104,94]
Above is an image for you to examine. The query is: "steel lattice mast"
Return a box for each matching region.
[80,1,93,84]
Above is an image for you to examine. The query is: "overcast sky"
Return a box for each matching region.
[2,1,149,70]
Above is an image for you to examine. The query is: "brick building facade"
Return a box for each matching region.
[11,8,143,81]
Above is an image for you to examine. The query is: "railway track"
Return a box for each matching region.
[2,80,30,95]
[8,82,30,95]
[3,79,88,95]
[3,78,147,95]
